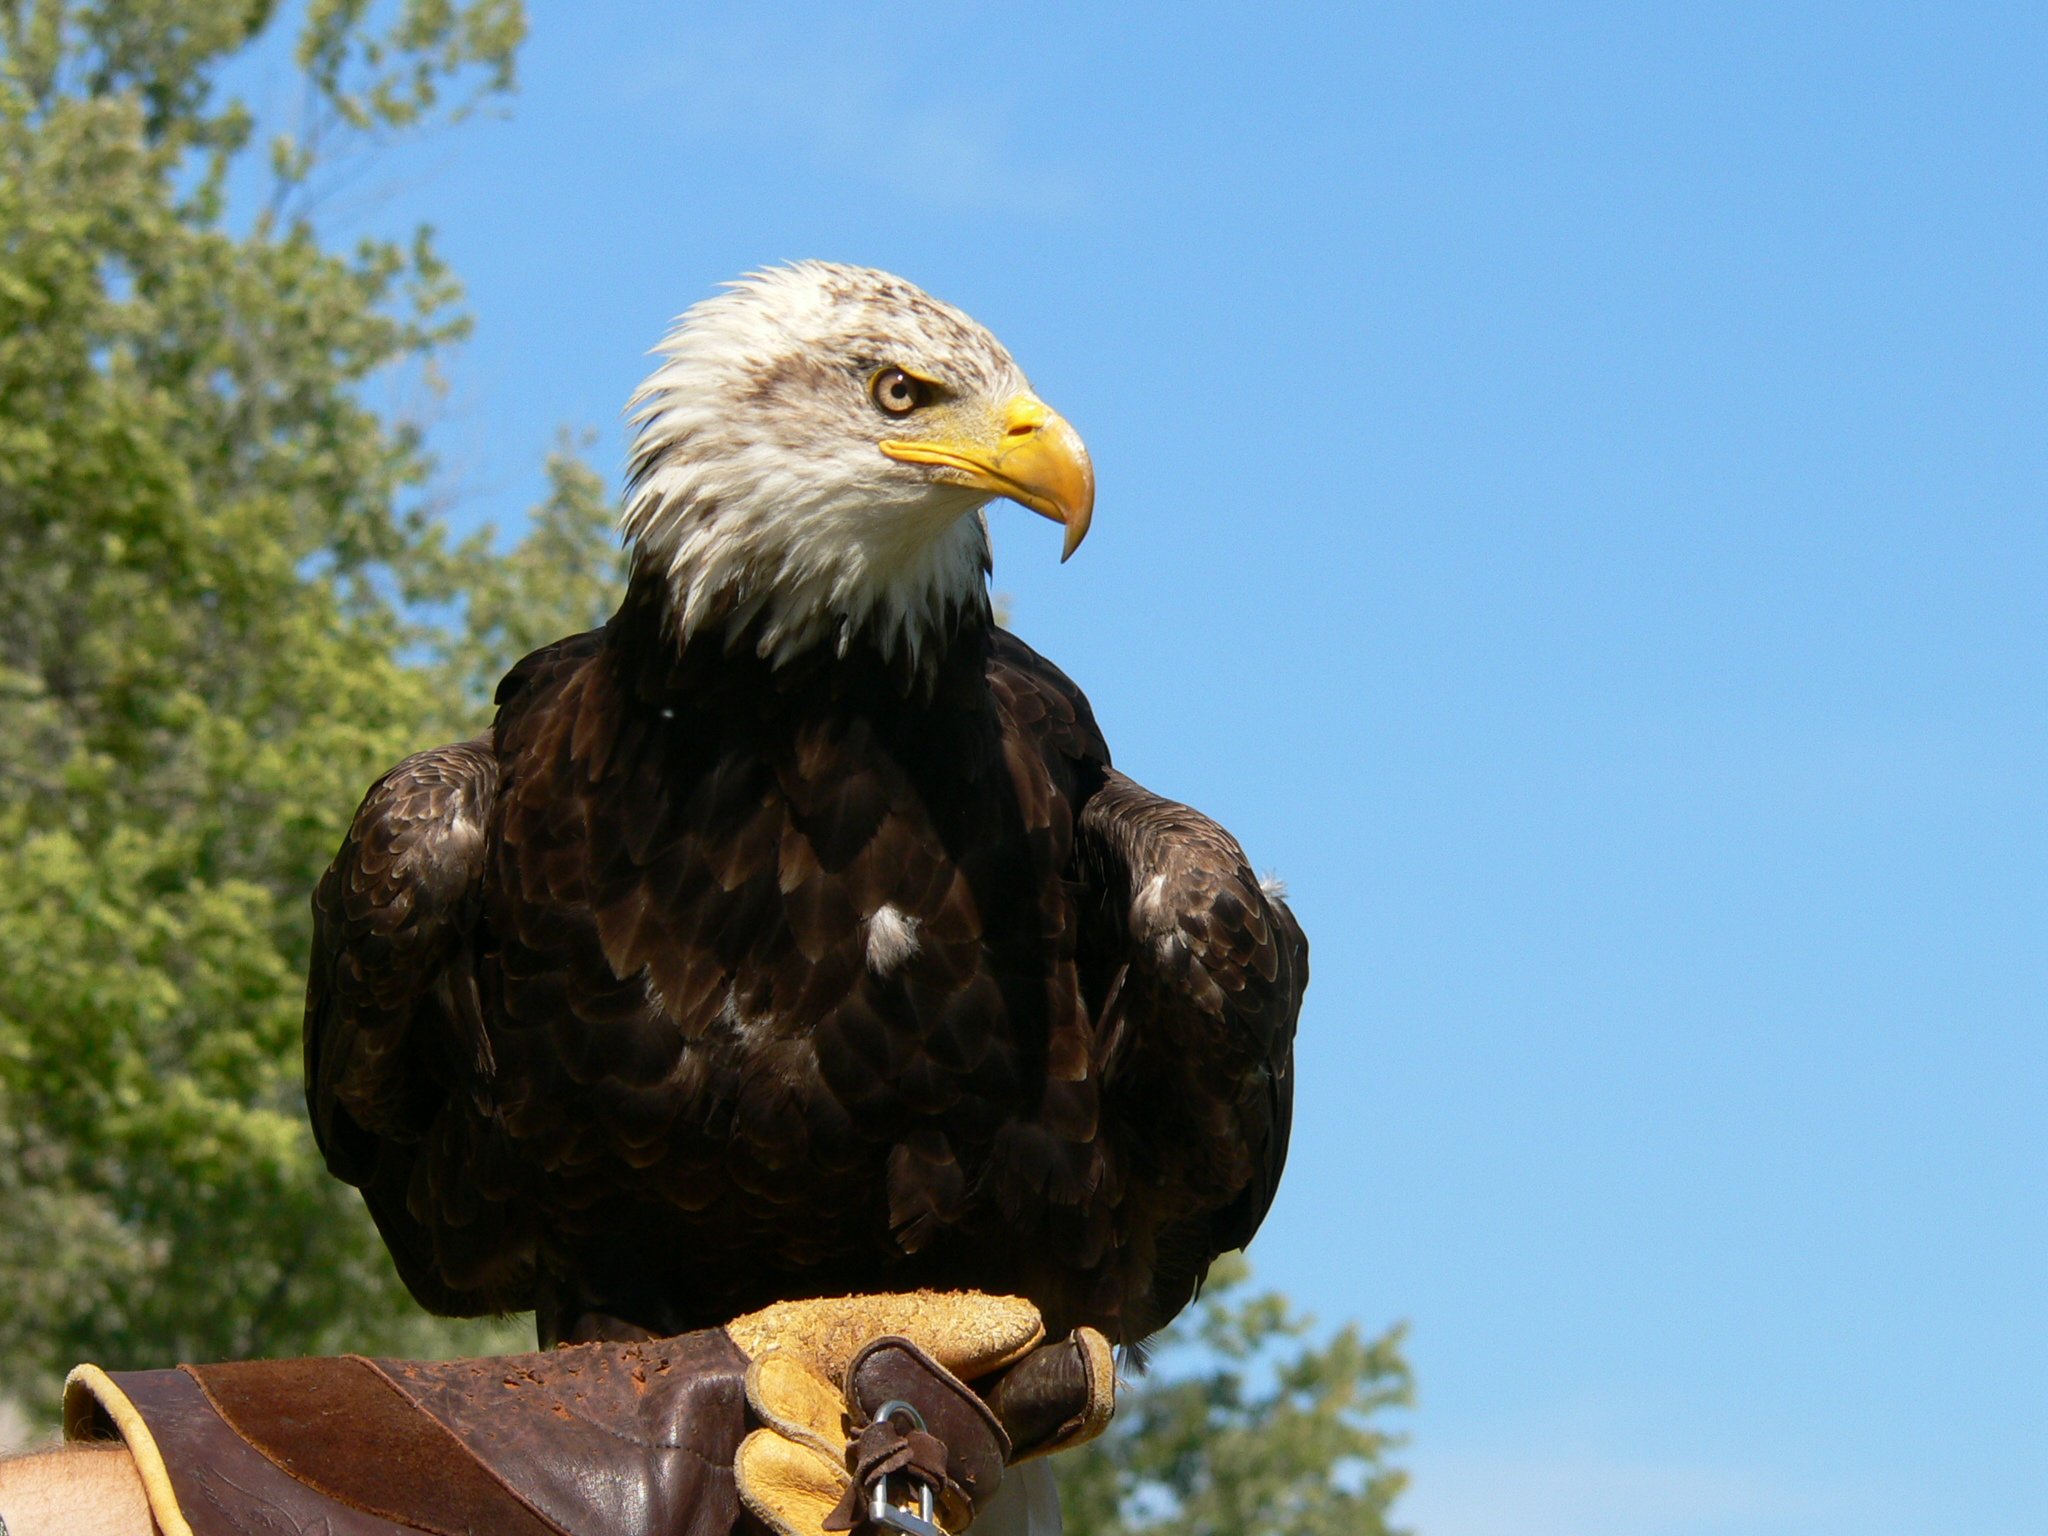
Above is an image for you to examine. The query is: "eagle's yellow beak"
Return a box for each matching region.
[881,394,1095,561]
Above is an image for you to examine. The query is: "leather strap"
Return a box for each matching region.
[821,1412,953,1532]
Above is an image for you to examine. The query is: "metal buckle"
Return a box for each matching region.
[865,1400,941,1536]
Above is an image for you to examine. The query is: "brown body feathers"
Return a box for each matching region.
[306,573,1304,1348]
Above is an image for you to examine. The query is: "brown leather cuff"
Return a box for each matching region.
[67,1332,754,1536]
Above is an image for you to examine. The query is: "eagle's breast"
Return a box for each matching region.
[472,598,1104,1329]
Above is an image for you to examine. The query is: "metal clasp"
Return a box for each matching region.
[868,1473,939,1536]
[865,1400,941,1536]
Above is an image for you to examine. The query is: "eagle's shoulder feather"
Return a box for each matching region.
[987,625,1111,769]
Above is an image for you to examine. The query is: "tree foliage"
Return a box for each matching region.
[0,0,625,1402]
[1059,1257,1413,1536]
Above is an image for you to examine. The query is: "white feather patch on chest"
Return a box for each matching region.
[863,904,922,975]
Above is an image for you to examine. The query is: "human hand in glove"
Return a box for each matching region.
[730,1291,1116,1536]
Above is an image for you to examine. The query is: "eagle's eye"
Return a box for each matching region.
[871,368,926,416]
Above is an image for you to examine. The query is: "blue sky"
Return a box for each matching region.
[264,4,2048,1530]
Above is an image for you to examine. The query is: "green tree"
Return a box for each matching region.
[1059,1257,1414,1536]
[0,0,625,1404]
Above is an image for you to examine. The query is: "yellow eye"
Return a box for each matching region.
[871,367,926,416]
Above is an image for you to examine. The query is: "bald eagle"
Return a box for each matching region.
[306,263,1305,1349]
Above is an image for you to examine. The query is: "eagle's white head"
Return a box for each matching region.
[623,262,1094,670]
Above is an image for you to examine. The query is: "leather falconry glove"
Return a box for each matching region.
[61,1291,1114,1536]
[728,1293,1117,1536]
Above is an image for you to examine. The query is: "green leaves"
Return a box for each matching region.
[297,0,522,137]
[1059,1259,1414,1536]
[0,0,545,1405]
[426,439,626,714]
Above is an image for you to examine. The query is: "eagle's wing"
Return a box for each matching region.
[1074,767,1307,1323]
[303,734,520,1314]
[990,630,1305,1332]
